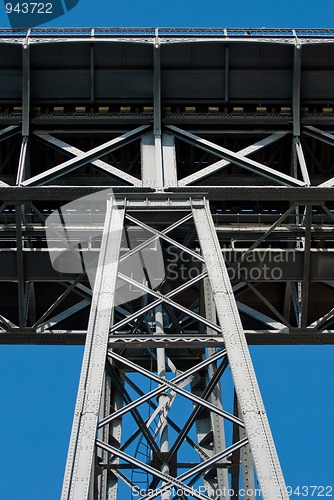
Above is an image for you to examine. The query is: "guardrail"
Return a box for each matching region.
[0,27,334,38]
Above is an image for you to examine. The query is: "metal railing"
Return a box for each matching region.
[1,27,334,38]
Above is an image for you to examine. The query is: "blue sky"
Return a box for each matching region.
[0,1,334,499]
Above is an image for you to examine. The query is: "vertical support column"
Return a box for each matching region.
[141,35,164,189]
[153,30,163,188]
[15,36,31,314]
[98,365,123,500]
[240,410,256,500]
[203,278,230,498]
[22,35,30,138]
[292,40,309,188]
[18,37,30,186]
[192,199,289,500]
[155,306,170,500]
[301,205,312,328]
[142,132,163,188]
[62,198,125,500]
[154,28,161,138]
[15,207,25,328]
[224,44,229,103]
[293,41,301,138]
[90,31,95,102]
[97,371,111,500]
[162,134,177,188]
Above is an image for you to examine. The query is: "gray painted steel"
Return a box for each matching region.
[0,27,333,500]
[62,198,124,499]
[192,200,288,499]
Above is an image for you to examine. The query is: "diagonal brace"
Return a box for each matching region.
[166,125,305,187]
[22,125,149,186]
[179,131,289,186]
[138,438,249,500]
[96,440,212,500]
[98,349,243,429]
[34,133,142,186]
[106,351,244,428]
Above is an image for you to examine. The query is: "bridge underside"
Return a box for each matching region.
[0,28,333,500]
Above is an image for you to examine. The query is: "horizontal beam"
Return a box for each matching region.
[0,331,333,345]
[0,114,321,127]
[0,187,334,202]
[0,249,333,281]
[167,187,334,201]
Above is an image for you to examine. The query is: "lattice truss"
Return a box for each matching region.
[1,30,334,500]
[1,124,334,341]
[0,122,334,500]
[58,196,286,500]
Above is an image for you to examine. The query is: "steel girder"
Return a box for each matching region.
[1,122,334,344]
[22,126,149,186]
[166,126,305,187]
[62,197,125,499]
[192,200,287,499]
[55,198,290,499]
[0,29,334,500]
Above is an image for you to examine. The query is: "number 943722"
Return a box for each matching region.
[6,3,53,14]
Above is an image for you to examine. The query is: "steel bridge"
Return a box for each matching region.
[0,27,334,499]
